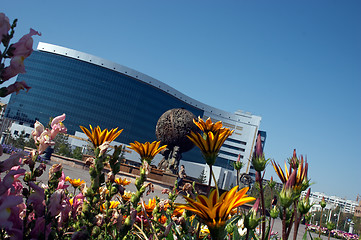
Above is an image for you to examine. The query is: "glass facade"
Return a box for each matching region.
[5,50,206,162]
[5,43,263,176]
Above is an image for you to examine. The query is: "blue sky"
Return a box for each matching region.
[2,1,360,201]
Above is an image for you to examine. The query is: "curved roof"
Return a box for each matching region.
[37,42,261,126]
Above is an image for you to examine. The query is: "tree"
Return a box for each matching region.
[54,133,72,157]
[72,147,83,160]
[198,169,207,184]
[249,183,279,211]
[9,130,27,150]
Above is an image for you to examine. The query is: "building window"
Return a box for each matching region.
[226,138,247,145]
[14,130,19,136]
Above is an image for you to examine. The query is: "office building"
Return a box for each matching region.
[5,42,263,188]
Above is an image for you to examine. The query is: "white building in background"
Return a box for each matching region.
[302,191,359,214]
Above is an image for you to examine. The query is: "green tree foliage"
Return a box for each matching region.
[54,133,72,157]
[198,169,207,184]
[72,147,83,160]
[250,182,279,211]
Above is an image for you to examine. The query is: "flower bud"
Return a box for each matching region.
[226,223,235,234]
[320,196,326,209]
[268,176,276,189]
[244,199,260,230]
[91,226,101,236]
[49,163,62,180]
[270,205,280,219]
[279,186,295,208]
[252,155,267,172]
[298,189,312,214]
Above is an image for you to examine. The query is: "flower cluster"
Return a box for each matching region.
[0,12,40,97]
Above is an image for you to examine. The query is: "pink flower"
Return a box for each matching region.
[71,192,84,218]
[57,172,69,190]
[0,151,27,172]
[48,189,71,224]
[10,28,41,58]
[0,13,10,42]
[38,129,55,154]
[1,57,26,82]
[32,120,44,143]
[0,195,23,229]
[50,113,67,139]
[28,182,45,216]
[29,217,51,240]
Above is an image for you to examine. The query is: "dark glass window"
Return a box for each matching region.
[222,143,245,152]
[226,138,247,145]
[6,51,204,151]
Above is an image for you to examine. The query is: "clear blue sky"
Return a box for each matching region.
[2,1,360,201]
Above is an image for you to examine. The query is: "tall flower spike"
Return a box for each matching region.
[128,141,167,163]
[177,186,255,239]
[79,125,123,148]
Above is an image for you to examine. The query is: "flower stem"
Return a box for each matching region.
[257,171,266,240]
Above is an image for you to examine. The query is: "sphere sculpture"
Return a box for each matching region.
[156,108,199,174]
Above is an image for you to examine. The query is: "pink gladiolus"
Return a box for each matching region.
[0,195,23,229]
[1,57,26,82]
[0,168,26,195]
[0,151,27,172]
[57,172,69,190]
[71,192,85,218]
[10,28,41,58]
[32,120,44,143]
[29,217,51,240]
[38,129,55,154]
[28,182,45,216]
[48,189,70,217]
[50,113,67,139]
[11,166,26,180]
[0,13,10,42]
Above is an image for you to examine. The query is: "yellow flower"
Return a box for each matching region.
[193,117,223,133]
[172,207,184,217]
[99,187,109,195]
[114,177,131,186]
[65,177,85,188]
[200,225,210,239]
[143,198,157,214]
[79,125,123,148]
[121,190,133,202]
[187,129,233,166]
[128,141,167,162]
[177,186,255,231]
[101,201,120,211]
